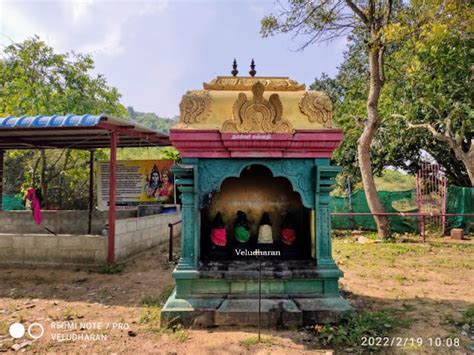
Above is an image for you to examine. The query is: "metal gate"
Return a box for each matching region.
[416,164,448,236]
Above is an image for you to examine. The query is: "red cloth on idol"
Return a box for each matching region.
[26,188,42,225]
[211,228,226,246]
[281,228,296,246]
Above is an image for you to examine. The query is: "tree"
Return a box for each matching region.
[262,0,398,237]
[387,1,473,186]
[0,36,128,208]
[310,1,472,188]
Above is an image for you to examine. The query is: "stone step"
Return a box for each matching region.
[215,298,302,327]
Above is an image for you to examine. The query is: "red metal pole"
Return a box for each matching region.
[107,131,118,264]
[0,149,3,211]
[168,223,174,262]
[88,149,94,234]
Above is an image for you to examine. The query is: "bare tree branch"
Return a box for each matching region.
[345,0,369,24]
[408,123,446,140]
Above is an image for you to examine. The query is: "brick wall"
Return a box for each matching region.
[115,212,181,262]
[0,210,136,234]
[0,211,181,265]
[0,233,107,265]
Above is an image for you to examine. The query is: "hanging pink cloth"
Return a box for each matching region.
[26,188,42,225]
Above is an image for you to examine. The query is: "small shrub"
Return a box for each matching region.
[240,336,274,349]
[61,307,78,321]
[141,284,174,307]
[170,324,190,342]
[98,263,124,274]
[139,307,161,325]
[462,305,474,326]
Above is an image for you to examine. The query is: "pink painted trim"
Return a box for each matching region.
[170,129,343,158]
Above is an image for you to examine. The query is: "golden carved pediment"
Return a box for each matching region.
[179,90,212,124]
[299,91,333,127]
[221,82,294,134]
[204,76,305,91]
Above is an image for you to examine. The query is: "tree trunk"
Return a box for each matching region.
[357,35,391,238]
[453,147,474,187]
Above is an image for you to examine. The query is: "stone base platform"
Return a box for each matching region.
[161,289,352,327]
[161,260,352,327]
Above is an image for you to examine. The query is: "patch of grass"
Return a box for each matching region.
[8,288,26,299]
[17,310,29,323]
[393,273,408,284]
[44,340,58,350]
[442,313,456,326]
[314,310,412,350]
[140,310,186,342]
[462,305,474,326]
[139,307,161,325]
[141,284,174,307]
[98,263,124,274]
[171,324,190,342]
[0,320,8,335]
[61,306,78,321]
[402,303,416,312]
[240,336,274,349]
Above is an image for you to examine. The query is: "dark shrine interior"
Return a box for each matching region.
[200,165,313,265]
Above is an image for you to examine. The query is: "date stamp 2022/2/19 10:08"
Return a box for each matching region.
[361,337,461,348]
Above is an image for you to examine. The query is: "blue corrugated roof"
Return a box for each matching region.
[0,114,104,129]
[0,114,170,149]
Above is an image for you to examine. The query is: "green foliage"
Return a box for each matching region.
[333,169,415,196]
[384,1,472,186]
[158,147,181,162]
[114,146,179,162]
[98,263,124,274]
[0,37,177,209]
[139,307,161,325]
[127,106,177,133]
[312,1,472,187]
[314,310,412,349]
[141,284,175,307]
[0,36,128,208]
[171,325,190,342]
[374,170,415,190]
[240,336,274,349]
[462,305,474,326]
[269,1,471,187]
[0,35,127,117]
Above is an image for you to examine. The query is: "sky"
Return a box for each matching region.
[0,0,348,118]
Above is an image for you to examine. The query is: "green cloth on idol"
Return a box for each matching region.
[235,226,250,243]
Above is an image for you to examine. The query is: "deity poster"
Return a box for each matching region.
[97,160,175,210]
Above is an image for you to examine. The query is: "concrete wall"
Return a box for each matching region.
[0,233,107,265]
[0,210,136,235]
[0,212,181,265]
[115,212,181,262]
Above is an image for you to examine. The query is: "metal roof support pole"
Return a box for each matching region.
[0,149,3,211]
[88,149,95,234]
[107,132,118,264]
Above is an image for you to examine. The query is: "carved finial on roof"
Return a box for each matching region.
[249,59,256,77]
[231,59,239,77]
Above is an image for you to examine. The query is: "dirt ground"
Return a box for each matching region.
[0,232,473,354]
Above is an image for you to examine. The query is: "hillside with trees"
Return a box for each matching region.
[127,106,177,133]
